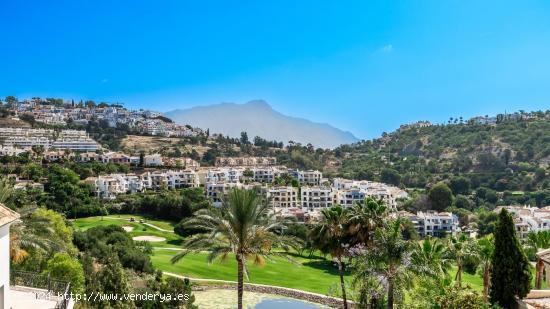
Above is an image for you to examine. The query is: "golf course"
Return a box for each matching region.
[72,215,521,295]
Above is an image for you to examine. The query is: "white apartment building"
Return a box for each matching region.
[215,156,277,167]
[406,211,460,237]
[0,146,29,156]
[140,170,199,190]
[0,128,99,151]
[88,170,198,199]
[144,154,163,167]
[336,188,366,207]
[332,178,407,210]
[297,170,323,186]
[250,166,284,183]
[301,186,335,212]
[4,137,51,149]
[205,182,246,207]
[87,175,126,200]
[51,138,99,152]
[493,205,550,240]
[267,186,299,208]
[205,168,244,183]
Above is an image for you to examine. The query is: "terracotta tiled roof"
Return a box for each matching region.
[0,204,20,227]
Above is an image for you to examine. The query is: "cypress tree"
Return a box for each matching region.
[490,209,532,308]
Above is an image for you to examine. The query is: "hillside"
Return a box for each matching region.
[165,100,359,149]
[335,116,550,207]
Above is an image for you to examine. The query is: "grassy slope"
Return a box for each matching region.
[152,249,350,295]
[72,215,350,295]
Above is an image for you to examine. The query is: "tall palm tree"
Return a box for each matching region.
[170,188,300,309]
[347,197,388,246]
[0,176,14,204]
[355,218,413,309]
[310,206,351,309]
[526,231,550,289]
[475,235,495,302]
[447,234,475,286]
[411,237,452,279]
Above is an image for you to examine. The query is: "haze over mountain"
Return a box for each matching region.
[165,100,359,149]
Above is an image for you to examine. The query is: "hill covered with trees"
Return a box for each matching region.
[335,112,550,209]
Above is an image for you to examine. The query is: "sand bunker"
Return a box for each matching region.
[132,235,166,242]
[122,226,133,232]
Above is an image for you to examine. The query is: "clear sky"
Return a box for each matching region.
[2,1,550,138]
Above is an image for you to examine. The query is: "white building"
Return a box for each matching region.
[0,205,72,308]
[144,154,163,167]
[205,168,244,184]
[205,182,246,207]
[1,205,19,309]
[250,166,284,183]
[335,188,366,208]
[406,211,460,237]
[297,170,323,186]
[0,146,29,157]
[267,186,299,209]
[301,186,335,212]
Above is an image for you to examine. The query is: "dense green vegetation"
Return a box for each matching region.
[337,118,550,207]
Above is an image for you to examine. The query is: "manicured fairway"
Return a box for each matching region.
[151,248,351,295]
[72,215,351,295]
[72,215,183,248]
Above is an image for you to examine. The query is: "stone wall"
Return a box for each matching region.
[193,284,355,308]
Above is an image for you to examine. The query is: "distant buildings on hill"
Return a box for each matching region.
[4,97,202,138]
[0,128,99,151]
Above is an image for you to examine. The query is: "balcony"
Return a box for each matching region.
[10,271,72,309]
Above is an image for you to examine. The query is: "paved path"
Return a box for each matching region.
[103,216,174,233]
[143,222,173,233]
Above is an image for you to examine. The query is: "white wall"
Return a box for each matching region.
[0,224,11,309]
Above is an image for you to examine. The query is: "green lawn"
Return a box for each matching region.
[449,265,545,291]
[72,215,351,295]
[72,215,183,248]
[151,249,350,295]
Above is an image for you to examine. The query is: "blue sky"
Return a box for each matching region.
[2,1,550,138]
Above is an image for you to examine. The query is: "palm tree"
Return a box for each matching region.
[310,206,351,309]
[411,237,452,279]
[10,205,67,265]
[526,230,550,257]
[475,236,495,302]
[447,234,475,286]
[526,231,550,289]
[347,197,388,246]
[0,176,13,204]
[355,218,413,309]
[170,188,300,309]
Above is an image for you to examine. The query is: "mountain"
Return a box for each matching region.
[165,100,359,148]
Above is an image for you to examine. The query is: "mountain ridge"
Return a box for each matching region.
[165,100,359,148]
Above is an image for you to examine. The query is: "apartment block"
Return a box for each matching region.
[215,156,277,167]
[267,186,299,208]
[301,186,335,212]
[405,211,460,237]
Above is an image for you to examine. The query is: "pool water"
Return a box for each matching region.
[193,289,329,309]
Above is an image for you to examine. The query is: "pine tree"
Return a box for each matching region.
[98,251,135,308]
[490,209,532,308]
